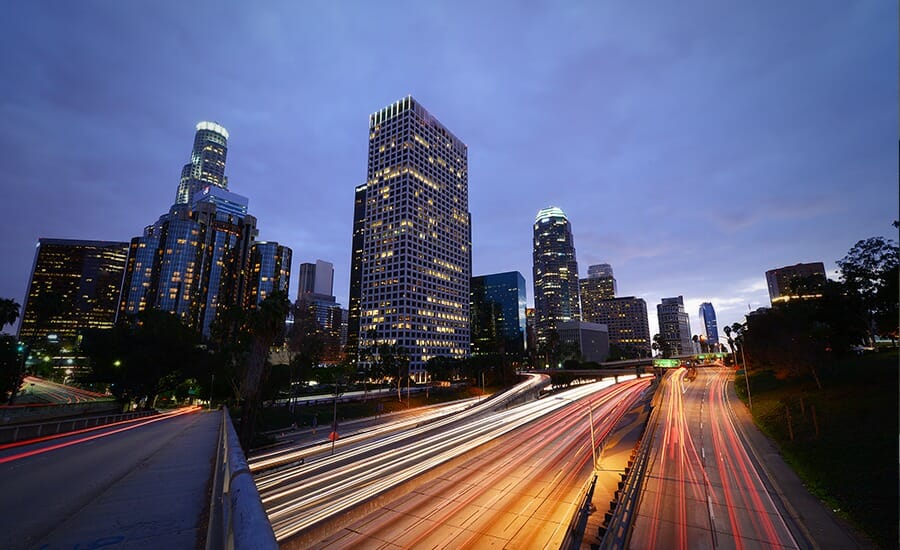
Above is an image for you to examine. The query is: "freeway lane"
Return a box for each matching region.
[313,378,652,549]
[0,406,216,549]
[631,367,799,549]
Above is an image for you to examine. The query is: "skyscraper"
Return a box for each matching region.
[346,184,367,358]
[583,296,652,358]
[298,260,334,298]
[532,206,580,346]
[119,122,289,337]
[585,263,617,297]
[356,96,471,381]
[580,263,617,325]
[657,296,693,356]
[470,271,527,358]
[765,262,827,304]
[246,242,292,307]
[698,302,719,346]
[175,121,229,205]
[19,239,129,347]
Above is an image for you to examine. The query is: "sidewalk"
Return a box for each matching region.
[726,380,872,549]
[33,411,220,549]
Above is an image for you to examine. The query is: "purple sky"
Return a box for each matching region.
[2,2,897,339]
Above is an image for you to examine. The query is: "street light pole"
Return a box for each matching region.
[740,344,753,412]
[588,400,597,471]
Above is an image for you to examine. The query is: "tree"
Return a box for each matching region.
[0,337,24,403]
[837,235,899,344]
[238,291,290,449]
[0,298,20,332]
[652,333,672,358]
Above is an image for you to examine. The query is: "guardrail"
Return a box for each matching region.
[206,407,277,550]
[0,399,120,425]
[0,409,156,444]
[598,398,661,548]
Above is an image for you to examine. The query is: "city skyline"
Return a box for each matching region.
[1,2,896,340]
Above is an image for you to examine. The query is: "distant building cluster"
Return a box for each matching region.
[22,95,821,372]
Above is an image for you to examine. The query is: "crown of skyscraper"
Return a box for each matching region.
[535,206,567,223]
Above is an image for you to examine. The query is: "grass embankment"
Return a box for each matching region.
[733,350,897,548]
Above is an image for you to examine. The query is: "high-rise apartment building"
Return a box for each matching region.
[765,262,826,304]
[698,302,719,346]
[120,122,289,337]
[470,271,527,358]
[175,121,229,205]
[355,96,471,381]
[532,206,580,347]
[19,239,129,347]
[657,296,693,356]
[582,296,651,358]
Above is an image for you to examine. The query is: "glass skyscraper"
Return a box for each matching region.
[175,121,229,205]
[354,96,472,381]
[470,271,527,358]
[532,206,580,346]
[698,302,719,346]
[19,239,129,346]
[119,122,289,338]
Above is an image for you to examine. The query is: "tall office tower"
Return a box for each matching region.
[470,271,527,358]
[356,96,471,382]
[532,206,580,347]
[120,122,287,338]
[19,239,129,347]
[246,242,292,307]
[583,296,652,358]
[656,296,693,356]
[580,263,617,325]
[525,307,536,358]
[346,184,367,358]
[586,263,617,297]
[298,260,334,298]
[175,121,229,205]
[765,262,826,304]
[698,302,719,346]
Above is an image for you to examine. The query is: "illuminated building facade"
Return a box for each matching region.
[357,96,471,381]
[582,296,651,358]
[657,296,693,356]
[120,121,288,338]
[19,239,129,346]
[175,121,229,205]
[246,242,292,307]
[698,302,719,346]
[579,263,618,326]
[470,271,527,358]
[346,184,367,357]
[765,262,826,304]
[532,206,580,347]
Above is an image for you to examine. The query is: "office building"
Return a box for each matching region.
[532,206,580,346]
[584,263,617,298]
[298,260,334,298]
[470,271,527,358]
[119,121,288,338]
[765,262,827,304]
[582,296,651,358]
[346,184,367,357]
[19,239,129,347]
[175,121,229,205]
[657,296,693,356]
[698,302,719,346]
[355,96,472,381]
[246,242,292,307]
[557,320,609,363]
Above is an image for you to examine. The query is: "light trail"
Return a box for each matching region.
[0,406,200,464]
[259,374,650,543]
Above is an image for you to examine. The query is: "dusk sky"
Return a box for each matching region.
[2,2,897,338]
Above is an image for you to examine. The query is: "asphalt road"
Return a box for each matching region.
[0,407,216,549]
[631,367,799,549]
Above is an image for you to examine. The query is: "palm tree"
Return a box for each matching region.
[0,298,20,332]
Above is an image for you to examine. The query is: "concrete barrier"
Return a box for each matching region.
[207,407,277,550]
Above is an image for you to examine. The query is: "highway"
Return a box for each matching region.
[0,406,213,549]
[631,367,800,549]
[314,377,652,549]
[255,373,652,546]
